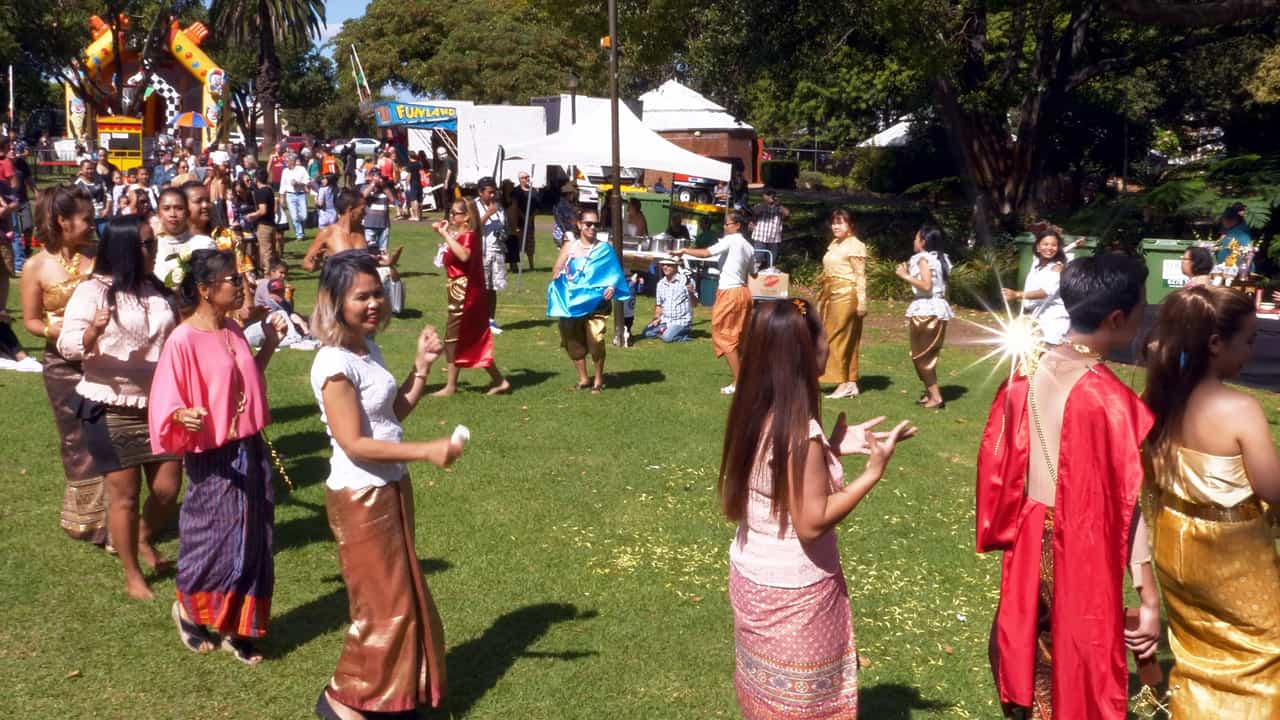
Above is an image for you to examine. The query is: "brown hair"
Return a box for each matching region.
[311,250,391,347]
[719,298,823,524]
[452,198,479,233]
[1143,286,1255,462]
[35,185,93,252]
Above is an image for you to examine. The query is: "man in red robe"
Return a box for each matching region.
[976,254,1162,719]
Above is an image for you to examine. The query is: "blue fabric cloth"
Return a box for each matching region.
[546,242,632,319]
[1216,223,1253,264]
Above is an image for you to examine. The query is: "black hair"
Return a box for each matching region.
[335,188,363,215]
[176,249,237,310]
[254,167,269,184]
[918,224,950,282]
[180,180,205,194]
[157,187,187,208]
[270,259,289,273]
[1060,253,1148,333]
[1186,246,1213,276]
[93,216,172,315]
[477,176,496,192]
[1033,229,1067,266]
[322,173,339,187]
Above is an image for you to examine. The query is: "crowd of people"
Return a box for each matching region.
[5,137,1278,719]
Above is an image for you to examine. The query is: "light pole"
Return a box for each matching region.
[568,72,578,125]
[607,0,625,346]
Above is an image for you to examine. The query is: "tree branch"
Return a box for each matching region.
[1065,22,1263,90]
[1112,0,1280,27]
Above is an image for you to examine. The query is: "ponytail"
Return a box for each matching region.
[177,249,236,311]
[34,185,93,252]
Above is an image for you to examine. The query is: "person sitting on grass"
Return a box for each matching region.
[642,257,696,343]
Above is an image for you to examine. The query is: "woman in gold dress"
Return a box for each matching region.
[817,209,867,399]
[19,185,107,544]
[1143,285,1280,718]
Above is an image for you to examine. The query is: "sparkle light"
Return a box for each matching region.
[956,296,1047,384]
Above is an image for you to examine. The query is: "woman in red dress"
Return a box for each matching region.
[430,198,511,396]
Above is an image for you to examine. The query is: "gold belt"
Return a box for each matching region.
[1153,487,1262,523]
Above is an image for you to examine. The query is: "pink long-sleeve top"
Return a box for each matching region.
[148,321,270,455]
[56,275,177,408]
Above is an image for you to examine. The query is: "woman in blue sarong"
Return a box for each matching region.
[547,207,631,394]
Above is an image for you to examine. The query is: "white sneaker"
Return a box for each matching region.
[14,357,43,372]
[720,384,736,395]
[0,357,17,371]
[490,320,504,335]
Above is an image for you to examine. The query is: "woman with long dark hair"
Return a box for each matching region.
[309,250,463,718]
[817,209,867,399]
[430,198,510,396]
[58,216,181,599]
[896,225,953,409]
[149,249,288,662]
[1003,229,1072,345]
[1142,286,1280,718]
[722,298,914,719]
[20,185,108,545]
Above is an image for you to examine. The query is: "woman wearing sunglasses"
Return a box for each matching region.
[149,249,289,665]
[58,216,181,600]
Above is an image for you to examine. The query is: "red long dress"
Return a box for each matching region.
[443,230,494,368]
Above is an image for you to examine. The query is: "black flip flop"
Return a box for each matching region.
[171,602,214,654]
[221,635,264,665]
[575,381,591,390]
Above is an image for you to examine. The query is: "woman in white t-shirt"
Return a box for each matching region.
[896,225,953,409]
[1002,230,1078,345]
[309,250,464,719]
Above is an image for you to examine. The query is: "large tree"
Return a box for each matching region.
[210,0,323,151]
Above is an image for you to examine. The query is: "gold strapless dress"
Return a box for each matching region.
[1144,447,1280,719]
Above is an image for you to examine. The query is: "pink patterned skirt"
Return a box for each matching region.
[730,564,859,719]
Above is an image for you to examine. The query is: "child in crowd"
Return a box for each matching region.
[245,260,316,350]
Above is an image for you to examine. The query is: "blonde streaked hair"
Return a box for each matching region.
[310,250,390,347]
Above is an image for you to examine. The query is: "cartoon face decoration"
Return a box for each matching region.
[206,102,221,126]
[69,96,87,138]
[206,68,226,96]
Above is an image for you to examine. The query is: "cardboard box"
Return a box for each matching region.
[749,270,790,299]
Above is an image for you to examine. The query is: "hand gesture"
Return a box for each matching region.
[91,307,111,331]
[1125,604,1161,660]
[417,325,443,367]
[864,419,917,476]
[173,407,209,432]
[262,312,288,347]
[432,219,449,235]
[894,262,909,279]
[831,413,895,456]
[1002,288,1019,301]
[603,286,615,301]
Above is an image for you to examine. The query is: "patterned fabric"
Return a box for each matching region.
[751,203,786,245]
[730,565,858,719]
[819,277,863,385]
[176,434,275,638]
[42,347,108,544]
[905,251,953,320]
[654,273,693,326]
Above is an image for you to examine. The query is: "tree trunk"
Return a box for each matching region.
[257,0,280,154]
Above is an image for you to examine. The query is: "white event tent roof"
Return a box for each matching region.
[857,117,915,148]
[504,103,731,181]
[639,80,753,133]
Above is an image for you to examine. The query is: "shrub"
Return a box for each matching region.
[947,246,1017,310]
[866,254,913,302]
[798,170,827,190]
[761,160,800,190]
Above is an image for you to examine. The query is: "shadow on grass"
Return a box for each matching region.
[857,375,892,392]
[603,368,666,389]
[267,403,322,424]
[267,558,452,660]
[941,384,969,402]
[397,271,437,279]
[502,318,555,331]
[443,603,598,716]
[396,308,424,319]
[858,683,952,718]
[504,368,556,391]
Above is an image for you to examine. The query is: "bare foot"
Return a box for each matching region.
[485,380,512,396]
[430,386,456,397]
[140,544,173,573]
[388,246,405,266]
[125,576,155,601]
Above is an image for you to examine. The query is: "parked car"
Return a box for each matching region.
[339,137,380,157]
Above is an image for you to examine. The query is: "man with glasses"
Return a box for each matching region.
[672,210,755,394]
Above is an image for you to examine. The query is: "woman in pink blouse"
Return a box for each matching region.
[148,249,288,665]
[719,298,916,719]
[58,216,180,600]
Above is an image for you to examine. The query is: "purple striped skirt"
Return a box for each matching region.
[176,434,275,637]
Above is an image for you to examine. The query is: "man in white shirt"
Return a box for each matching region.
[474,177,507,334]
[672,210,755,394]
[279,153,311,243]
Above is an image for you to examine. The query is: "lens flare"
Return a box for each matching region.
[956,296,1048,385]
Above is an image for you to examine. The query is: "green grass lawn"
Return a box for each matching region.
[0,215,1273,719]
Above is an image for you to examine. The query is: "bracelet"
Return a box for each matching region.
[413,371,428,380]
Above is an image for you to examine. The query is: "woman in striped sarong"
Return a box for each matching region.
[719,298,916,719]
[308,251,464,719]
[149,249,289,664]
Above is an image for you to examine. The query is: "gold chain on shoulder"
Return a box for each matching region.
[1027,376,1058,485]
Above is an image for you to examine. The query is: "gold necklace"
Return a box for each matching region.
[1070,343,1102,360]
[57,250,82,276]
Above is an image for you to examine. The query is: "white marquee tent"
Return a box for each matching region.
[502,103,731,182]
[639,80,752,133]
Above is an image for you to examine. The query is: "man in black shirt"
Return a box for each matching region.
[246,168,278,275]
[340,143,356,188]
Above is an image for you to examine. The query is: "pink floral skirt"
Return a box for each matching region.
[730,564,859,719]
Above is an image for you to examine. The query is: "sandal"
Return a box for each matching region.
[591,383,605,395]
[171,602,215,654]
[575,381,592,390]
[221,635,264,665]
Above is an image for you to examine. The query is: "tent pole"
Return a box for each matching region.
[608,0,625,348]
[519,162,534,290]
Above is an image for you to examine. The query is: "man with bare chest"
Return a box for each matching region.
[302,189,406,313]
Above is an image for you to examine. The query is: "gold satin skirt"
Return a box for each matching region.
[818,280,863,384]
[325,479,447,713]
[1149,490,1280,719]
[559,312,609,362]
[909,316,947,376]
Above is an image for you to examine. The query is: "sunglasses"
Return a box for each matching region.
[580,221,598,228]
[451,210,467,216]
[218,274,244,288]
